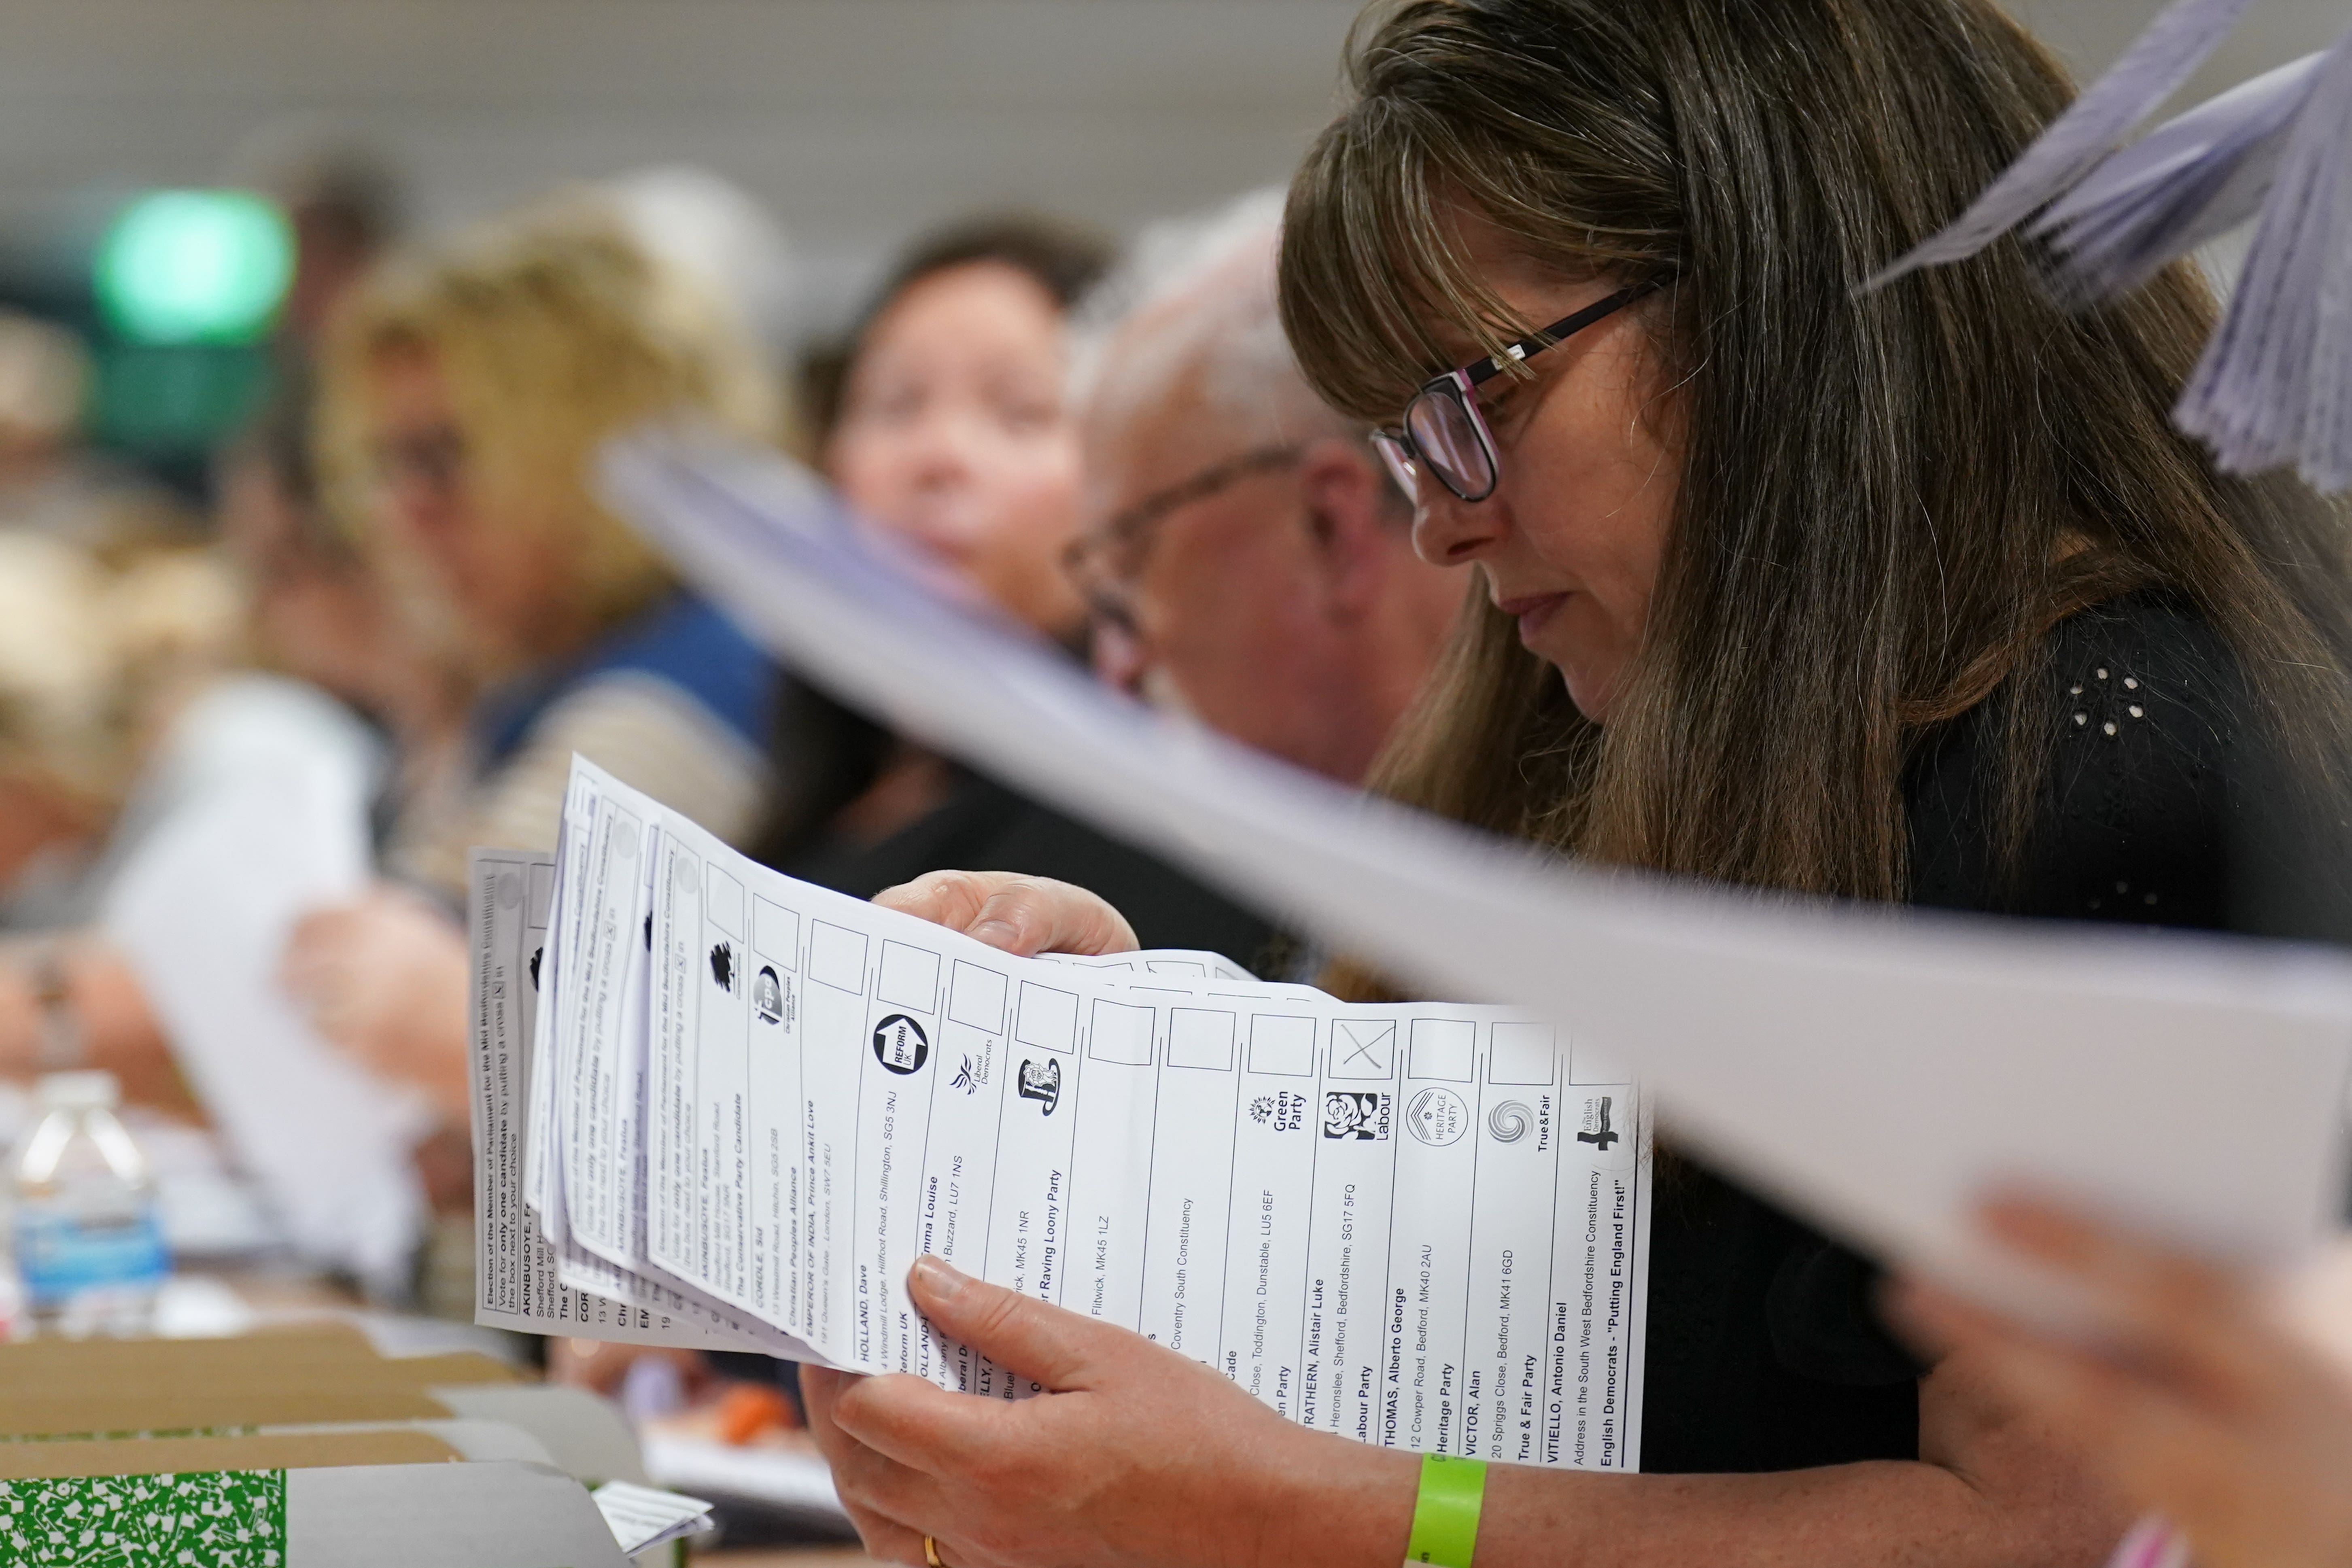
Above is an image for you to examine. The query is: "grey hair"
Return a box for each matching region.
[1074,189,1365,453]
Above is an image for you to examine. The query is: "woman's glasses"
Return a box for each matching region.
[1373,282,1658,504]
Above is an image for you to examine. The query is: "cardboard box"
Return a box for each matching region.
[0,1327,643,1483]
[0,1459,633,1567]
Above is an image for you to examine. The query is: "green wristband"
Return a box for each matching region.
[1403,1453,1488,1567]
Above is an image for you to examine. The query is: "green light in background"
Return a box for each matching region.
[94,190,293,345]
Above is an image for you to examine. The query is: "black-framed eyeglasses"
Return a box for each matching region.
[1372,281,1659,505]
[1062,443,1301,633]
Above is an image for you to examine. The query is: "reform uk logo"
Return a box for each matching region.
[872,1014,929,1075]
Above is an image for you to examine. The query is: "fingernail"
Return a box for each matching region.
[969,919,1021,951]
[910,1255,966,1301]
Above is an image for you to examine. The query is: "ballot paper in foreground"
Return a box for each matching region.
[471,760,1655,1472]
[597,432,2352,1320]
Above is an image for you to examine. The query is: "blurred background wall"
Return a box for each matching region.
[0,0,2333,492]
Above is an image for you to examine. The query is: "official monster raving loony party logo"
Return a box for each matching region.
[1017,1057,1061,1114]
[872,1013,929,1074]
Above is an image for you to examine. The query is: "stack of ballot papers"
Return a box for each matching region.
[1866,0,2352,490]
[471,759,1657,1472]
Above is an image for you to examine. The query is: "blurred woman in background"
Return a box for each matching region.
[321,198,785,894]
[760,214,1272,963]
[0,533,257,1114]
[284,199,787,1126]
[217,368,473,838]
[555,213,1280,1423]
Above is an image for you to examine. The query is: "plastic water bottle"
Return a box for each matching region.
[12,1071,168,1335]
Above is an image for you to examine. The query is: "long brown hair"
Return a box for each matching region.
[1279,0,2352,905]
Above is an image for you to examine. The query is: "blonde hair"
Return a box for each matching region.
[0,534,242,809]
[319,196,781,668]
[0,311,89,444]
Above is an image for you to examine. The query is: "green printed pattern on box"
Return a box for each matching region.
[1,1468,287,1566]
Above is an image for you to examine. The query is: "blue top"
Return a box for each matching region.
[471,592,780,768]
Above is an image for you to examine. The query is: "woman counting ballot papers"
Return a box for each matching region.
[766,2,2352,1566]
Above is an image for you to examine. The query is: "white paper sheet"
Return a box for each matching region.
[480,760,1656,1471]
[1858,0,2352,492]
[590,1480,715,1555]
[104,749,424,1294]
[469,846,835,1355]
[2032,51,2326,298]
[1865,0,2261,287]
[598,432,2352,1317]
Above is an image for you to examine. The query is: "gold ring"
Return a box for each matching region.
[923,1536,945,1568]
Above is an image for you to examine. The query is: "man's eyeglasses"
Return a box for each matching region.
[1062,443,1301,634]
[1372,281,1658,505]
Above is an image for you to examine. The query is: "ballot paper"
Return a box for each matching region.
[590,1479,715,1556]
[597,431,2352,1324]
[1864,0,2265,289]
[1863,0,2352,490]
[471,847,839,1354]
[104,746,425,1296]
[2031,50,2326,299]
[475,759,1658,1472]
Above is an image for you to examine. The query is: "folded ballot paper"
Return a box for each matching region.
[591,1479,717,1556]
[587,431,2352,1337]
[471,759,1658,1471]
[1867,0,2352,491]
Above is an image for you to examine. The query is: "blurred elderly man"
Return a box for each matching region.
[1069,195,1462,784]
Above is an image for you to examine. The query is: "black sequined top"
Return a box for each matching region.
[1639,592,2352,1475]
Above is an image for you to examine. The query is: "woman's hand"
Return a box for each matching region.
[874,871,1140,957]
[281,883,471,1124]
[800,1257,1415,1568]
[1891,1197,2352,1568]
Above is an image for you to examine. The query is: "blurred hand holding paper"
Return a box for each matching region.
[595,429,2352,1325]
[103,745,426,1295]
